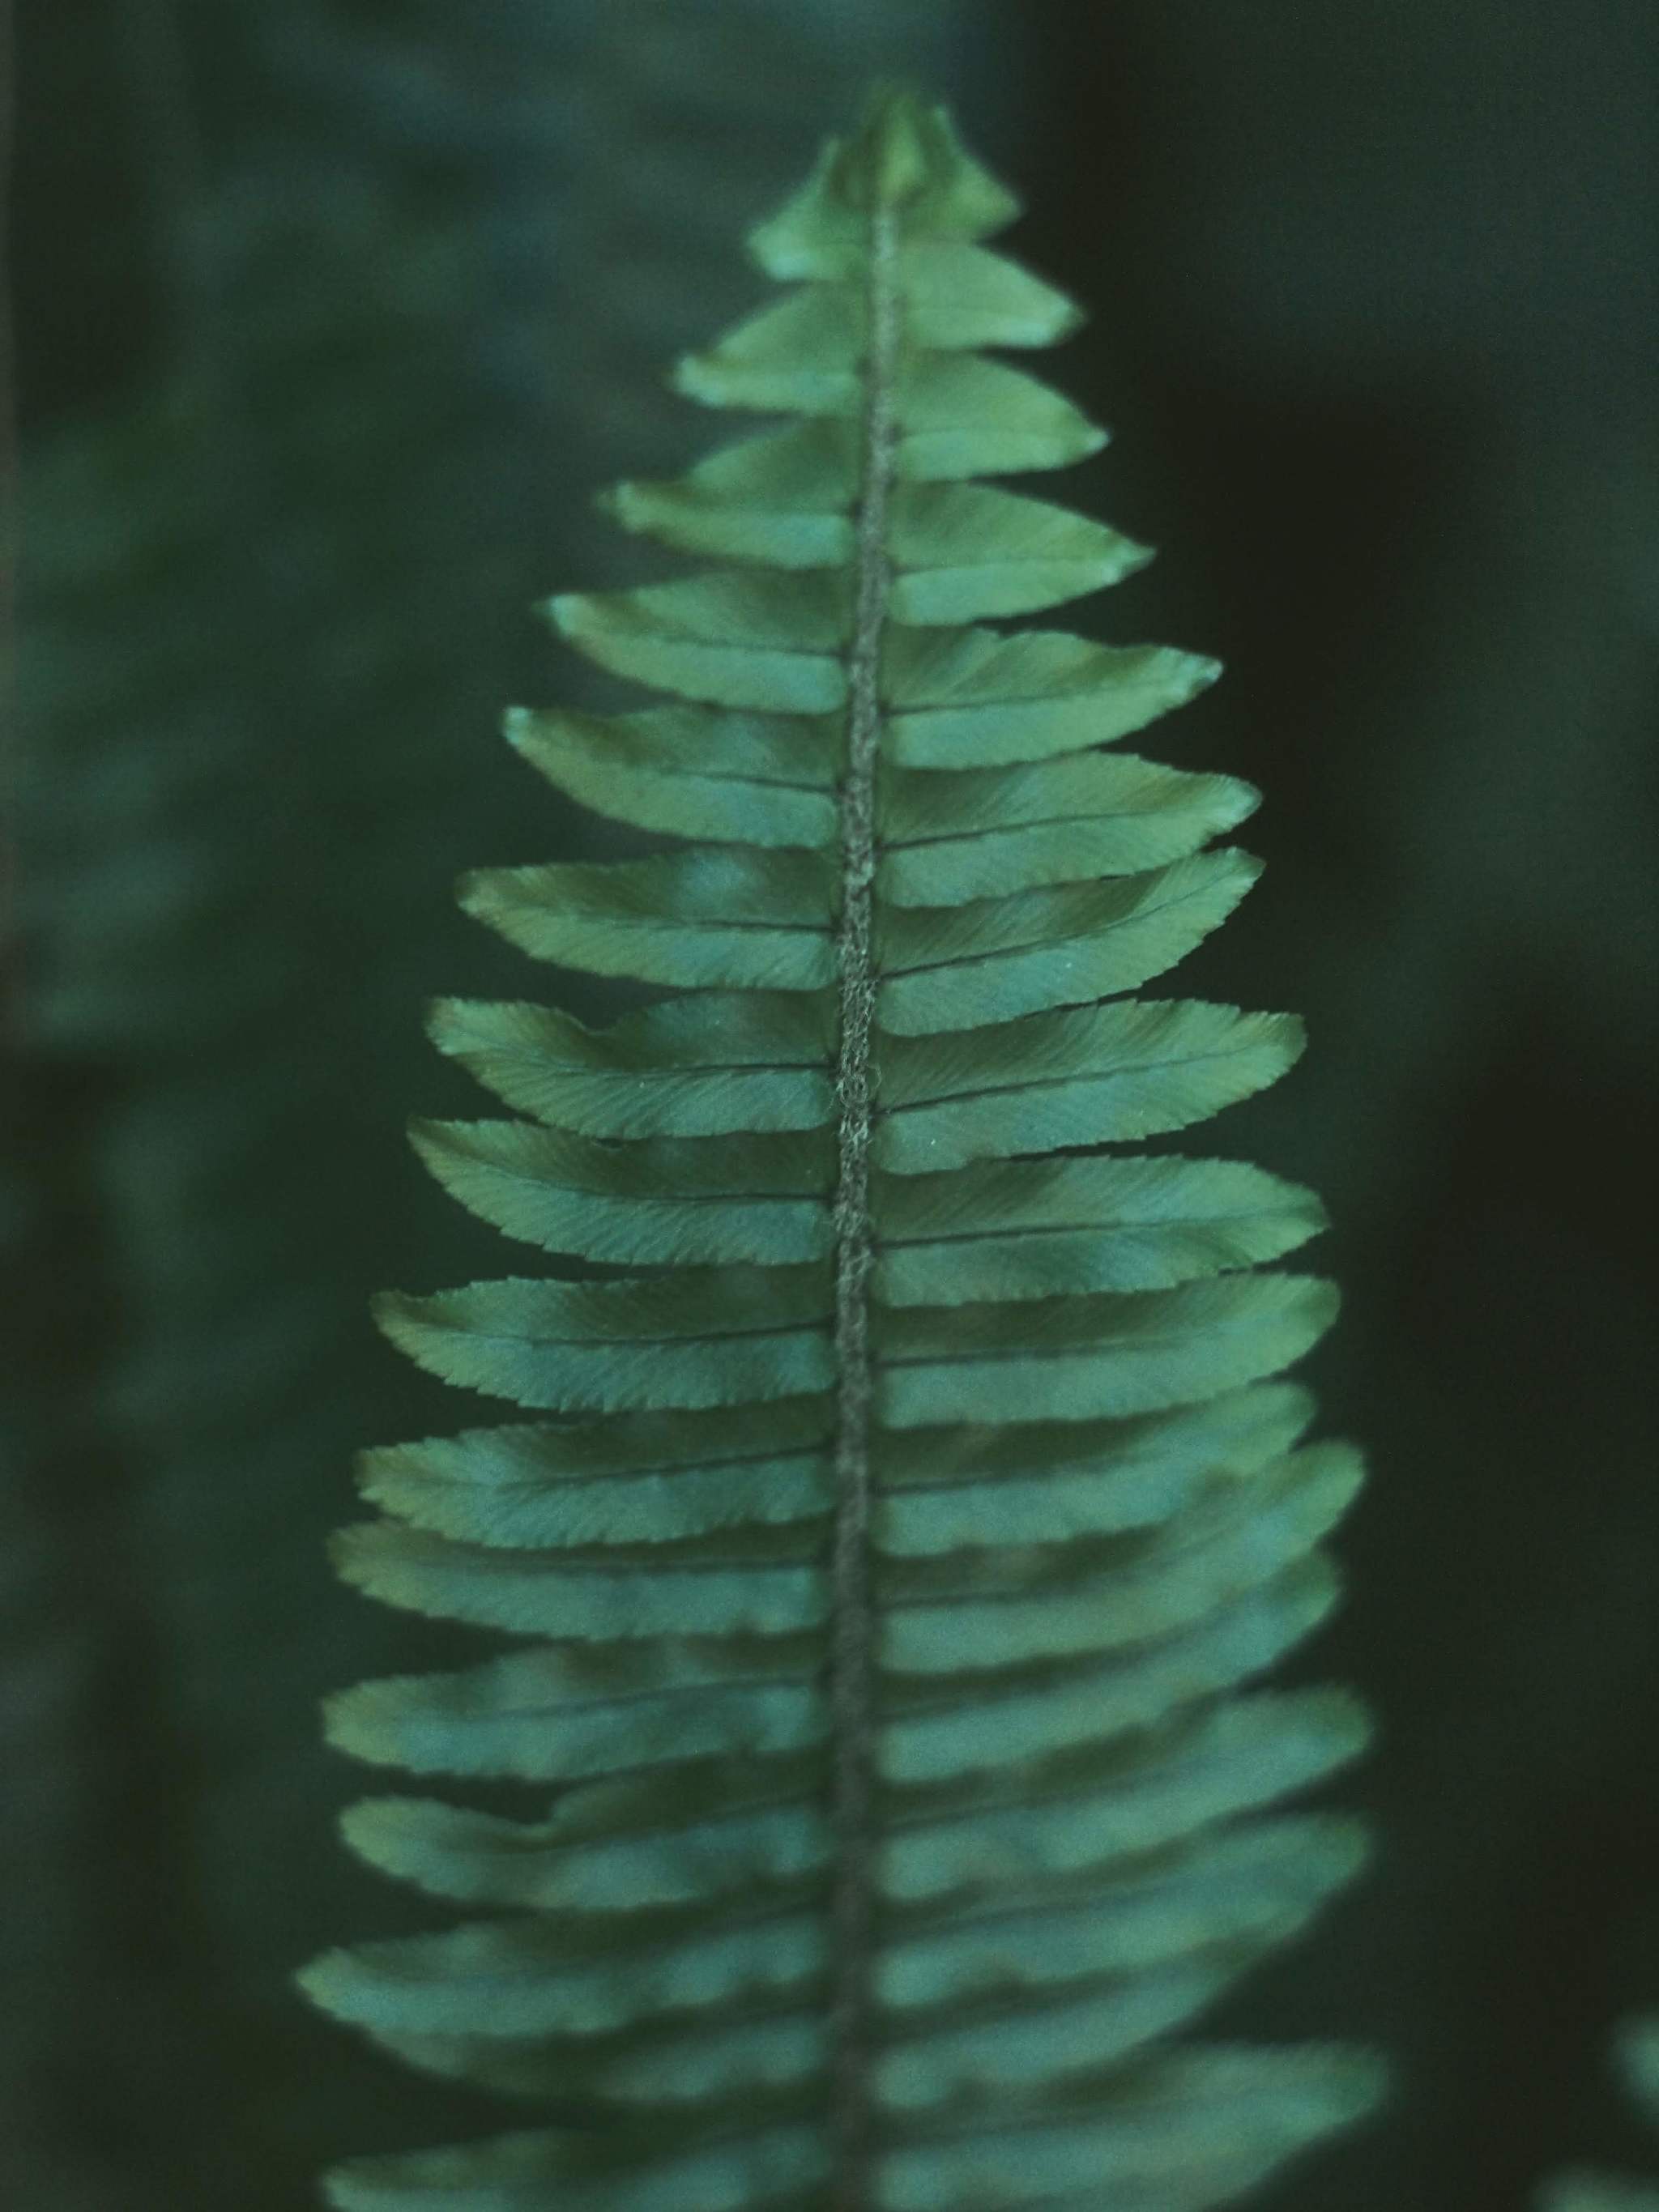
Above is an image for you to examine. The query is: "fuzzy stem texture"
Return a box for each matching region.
[827,200,898,2208]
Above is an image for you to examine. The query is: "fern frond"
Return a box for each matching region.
[305,91,1380,2209]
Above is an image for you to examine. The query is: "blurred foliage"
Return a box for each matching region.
[1017,11,1659,2211]
[1539,2021,1659,2209]
[6,2,1657,2210]
[9,4,1007,2206]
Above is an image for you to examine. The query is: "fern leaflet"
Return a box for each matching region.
[303,89,1381,2211]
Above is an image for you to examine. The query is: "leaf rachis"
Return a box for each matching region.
[827,188,900,2209]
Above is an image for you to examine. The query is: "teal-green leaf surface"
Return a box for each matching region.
[305,87,1377,2212]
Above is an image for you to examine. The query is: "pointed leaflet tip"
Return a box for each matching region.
[1190,653,1226,697]
[367,1288,407,1356]
[293,1950,350,2016]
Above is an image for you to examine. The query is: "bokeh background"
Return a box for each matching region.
[5,3,1657,2207]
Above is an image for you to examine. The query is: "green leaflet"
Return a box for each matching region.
[356,1400,836,1549]
[881,1689,1367,1898]
[340,1791,832,1914]
[879,1575,1351,1793]
[306,1910,827,2040]
[874,849,1261,1031]
[885,483,1151,624]
[876,2046,1385,2211]
[308,90,1376,2212]
[369,2010,829,2111]
[880,751,1258,906]
[504,705,839,847]
[880,1813,1368,2006]
[374,1265,834,1413]
[326,1641,826,1782]
[877,1444,1362,1673]
[675,290,1109,475]
[412,1119,834,1266]
[875,1153,1325,1305]
[873,999,1304,1173]
[885,631,1220,769]
[875,1383,1318,1554]
[333,1520,829,1640]
[603,421,858,569]
[873,1273,1339,1427]
[548,570,850,712]
[461,847,838,991]
[426,991,834,1137]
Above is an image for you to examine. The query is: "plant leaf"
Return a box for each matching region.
[307,87,1376,2212]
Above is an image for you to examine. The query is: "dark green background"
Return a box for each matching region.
[6,3,1657,2208]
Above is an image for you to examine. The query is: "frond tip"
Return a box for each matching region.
[303,87,1381,2210]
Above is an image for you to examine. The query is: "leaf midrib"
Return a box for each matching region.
[826,195,900,2209]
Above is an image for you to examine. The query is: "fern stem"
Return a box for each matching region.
[827,199,898,2206]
